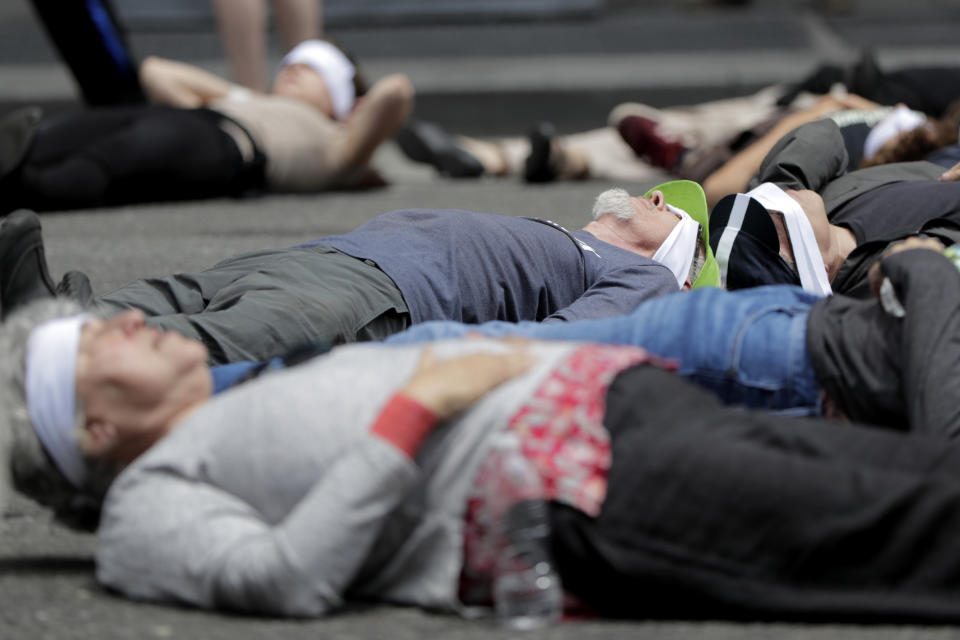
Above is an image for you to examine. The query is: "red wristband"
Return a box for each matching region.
[370,393,438,458]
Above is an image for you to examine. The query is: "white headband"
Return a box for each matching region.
[25,314,91,488]
[863,105,926,160]
[280,40,356,120]
[745,183,832,296]
[653,204,701,288]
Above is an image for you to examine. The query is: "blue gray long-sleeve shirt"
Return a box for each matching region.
[308,209,678,325]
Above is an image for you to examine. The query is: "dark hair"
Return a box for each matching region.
[323,38,368,98]
[861,98,960,168]
[709,193,802,290]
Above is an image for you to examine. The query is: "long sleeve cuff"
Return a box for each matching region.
[370,393,438,458]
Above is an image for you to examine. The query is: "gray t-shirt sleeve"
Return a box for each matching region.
[541,263,679,323]
[96,434,417,617]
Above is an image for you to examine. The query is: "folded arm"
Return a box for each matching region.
[139,56,238,108]
[871,243,960,439]
[328,74,414,175]
[542,264,679,324]
[750,118,851,194]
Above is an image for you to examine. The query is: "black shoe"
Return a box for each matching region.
[55,270,94,307]
[848,49,887,104]
[0,209,56,320]
[395,120,485,178]
[776,64,844,107]
[0,107,42,182]
[523,122,558,183]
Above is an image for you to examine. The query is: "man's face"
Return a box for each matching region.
[768,189,835,277]
[74,310,210,462]
[272,64,336,118]
[629,190,681,256]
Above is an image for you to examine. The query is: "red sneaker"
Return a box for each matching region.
[617,115,687,170]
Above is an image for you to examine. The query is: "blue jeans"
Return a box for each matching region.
[388,286,824,414]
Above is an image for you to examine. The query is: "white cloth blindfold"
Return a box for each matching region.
[25,314,91,488]
[280,40,356,120]
[745,183,832,296]
[653,204,701,289]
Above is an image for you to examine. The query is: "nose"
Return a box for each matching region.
[110,309,147,335]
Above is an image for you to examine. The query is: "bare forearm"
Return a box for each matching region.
[139,56,236,108]
[333,74,414,171]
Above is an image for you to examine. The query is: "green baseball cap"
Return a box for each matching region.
[644,179,719,289]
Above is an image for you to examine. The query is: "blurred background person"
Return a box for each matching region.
[212,0,323,92]
[26,0,145,106]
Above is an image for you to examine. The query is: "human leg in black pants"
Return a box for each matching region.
[550,364,960,622]
[29,0,145,106]
[3,106,246,212]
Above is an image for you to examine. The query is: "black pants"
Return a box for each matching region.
[2,106,258,213]
[550,364,960,622]
[782,60,960,118]
[29,0,144,106]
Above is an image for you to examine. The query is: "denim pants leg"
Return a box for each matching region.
[389,285,823,414]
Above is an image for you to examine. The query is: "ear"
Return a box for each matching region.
[80,419,118,458]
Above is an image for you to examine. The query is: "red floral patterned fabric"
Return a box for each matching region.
[460,344,653,605]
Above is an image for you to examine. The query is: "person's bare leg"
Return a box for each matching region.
[273,0,321,51]
[485,134,591,180]
[457,137,509,176]
[212,0,268,91]
[555,144,589,180]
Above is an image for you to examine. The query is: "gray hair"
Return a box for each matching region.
[0,298,112,530]
[592,188,636,221]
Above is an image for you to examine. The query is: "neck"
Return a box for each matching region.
[826,224,857,282]
[582,218,655,257]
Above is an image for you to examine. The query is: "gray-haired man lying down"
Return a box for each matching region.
[0,180,716,364]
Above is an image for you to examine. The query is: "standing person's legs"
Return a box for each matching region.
[550,365,960,622]
[98,246,409,364]
[272,0,321,51]
[211,0,268,91]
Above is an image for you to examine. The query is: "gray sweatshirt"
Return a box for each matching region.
[95,339,578,616]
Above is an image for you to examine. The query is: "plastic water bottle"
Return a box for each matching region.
[483,432,563,630]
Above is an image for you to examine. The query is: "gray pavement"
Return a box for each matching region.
[3,0,960,638]
[0,145,959,640]
[2,0,960,132]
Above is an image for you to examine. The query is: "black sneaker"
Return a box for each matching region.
[0,209,56,320]
[55,270,94,308]
[395,120,485,178]
[523,122,558,183]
